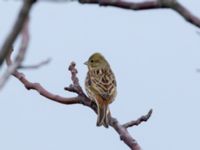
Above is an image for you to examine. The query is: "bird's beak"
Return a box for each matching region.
[84,61,88,65]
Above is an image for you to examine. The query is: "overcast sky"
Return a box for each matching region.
[0,0,200,150]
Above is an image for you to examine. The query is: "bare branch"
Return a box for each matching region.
[2,1,155,149]
[19,58,51,70]
[68,61,79,86]
[123,109,153,128]
[39,0,200,28]
[64,61,86,96]
[77,0,200,28]
[0,0,36,68]
[7,48,152,150]
[0,18,30,89]
[80,0,161,10]
[172,1,200,28]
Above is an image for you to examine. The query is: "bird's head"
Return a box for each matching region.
[84,52,109,70]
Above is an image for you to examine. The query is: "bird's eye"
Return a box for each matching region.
[91,60,94,63]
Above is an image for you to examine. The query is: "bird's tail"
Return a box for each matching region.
[96,103,109,128]
[102,107,111,128]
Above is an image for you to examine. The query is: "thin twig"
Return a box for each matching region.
[123,109,153,128]
[64,61,86,96]
[19,58,51,70]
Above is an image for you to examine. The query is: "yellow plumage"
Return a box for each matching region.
[84,53,117,128]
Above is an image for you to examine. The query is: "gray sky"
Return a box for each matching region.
[0,0,200,150]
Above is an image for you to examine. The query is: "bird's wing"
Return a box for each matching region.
[91,70,116,100]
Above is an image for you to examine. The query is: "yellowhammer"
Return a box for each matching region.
[84,53,117,128]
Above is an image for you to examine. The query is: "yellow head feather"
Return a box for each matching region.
[84,53,109,69]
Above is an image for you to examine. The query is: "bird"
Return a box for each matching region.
[84,52,117,128]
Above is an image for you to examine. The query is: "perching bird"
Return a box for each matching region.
[84,53,117,128]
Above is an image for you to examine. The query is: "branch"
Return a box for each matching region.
[7,50,152,150]
[0,18,30,89]
[172,1,200,28]
[40,0,200,28]
[0,0,36,68]
[36,0,200,28]
[77,0,200,28]
[19,58,51,70]
[123,109,153,128]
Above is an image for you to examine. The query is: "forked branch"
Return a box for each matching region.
[7,51,152,150]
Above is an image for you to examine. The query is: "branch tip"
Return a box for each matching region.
[68,61,76,71]
[123,109,153,129]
